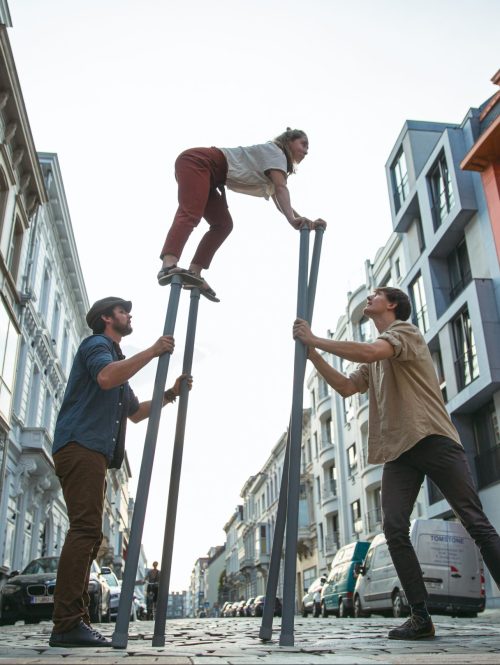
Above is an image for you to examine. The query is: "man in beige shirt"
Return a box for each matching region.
[293,286,500,640]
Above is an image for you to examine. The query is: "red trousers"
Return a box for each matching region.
[160,147,232,269]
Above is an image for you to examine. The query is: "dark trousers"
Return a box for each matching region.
[382,435,500,606]
[160,147,232,269]
[52,443,107,633]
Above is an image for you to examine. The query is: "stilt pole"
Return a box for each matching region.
[112,276,183,649]
[152,288,200,646]
[279,228,310,646]
[259,227,324,642]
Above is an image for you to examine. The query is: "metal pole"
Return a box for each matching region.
[112,276,183,649]
[280,228,310,646]
[152,288,200,646]
[259,226,324,642]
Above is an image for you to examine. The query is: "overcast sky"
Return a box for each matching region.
[8,0,500,590]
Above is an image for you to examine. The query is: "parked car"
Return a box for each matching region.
[235,599,247,616]
[100,567,137,622]
[321,541,370,618]
[0,556,111,625]
[243,597,255,616]
[221,601,233,617]
[252,595,282,617]
[230,601,240,616]
[353,519,485,619]
[301,576,326,617]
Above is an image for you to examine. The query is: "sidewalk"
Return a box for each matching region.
[1,612,500,664]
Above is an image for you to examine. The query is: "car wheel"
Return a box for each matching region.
[25,618,40,624]
[90,593,103,623]
[338,599,348,618]
[354,595,369,618]
[321,601,328,618]
[392,590,406,618]
[301,605,308,618]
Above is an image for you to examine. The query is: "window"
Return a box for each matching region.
[431,349,447,402]
[6,216,23,282]
[0,169,11,255]
[358,316,371,342]
[51,298,61,342]
[327,465,337,495]
[429,152,455,229]
[315,476,321,503]
[448,237,472,301]
[323,416,333,445]
[318,522,324,552]
[394,258,401,280]
[428,478,445,505]
[347,444,357,476]
[318,377,329,399]
[303,566,317,592]
[0,301,19,420]
[39,267,51,321]
[351,500,362,534]
[391,148,410,212]
[409,273,429,333]
[473,401,500,489]
[452,309,478,389]
[343,395,354,423]
[414,217,425,251]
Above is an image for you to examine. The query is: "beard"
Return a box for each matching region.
[111,319,133,337]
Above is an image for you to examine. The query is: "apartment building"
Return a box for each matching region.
[308,71,500,606]
[0,4,139,581]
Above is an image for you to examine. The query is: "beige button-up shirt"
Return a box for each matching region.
[349,320,461,465]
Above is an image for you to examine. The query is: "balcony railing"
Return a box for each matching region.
[322,480,337,501]
[475,447,500,490]
[449,269,472,302]
[324,532,340,555]
[365,508,382,533]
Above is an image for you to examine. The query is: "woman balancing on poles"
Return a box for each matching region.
[157,128,326,302]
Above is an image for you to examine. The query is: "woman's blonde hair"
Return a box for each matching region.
[273,128,308,175]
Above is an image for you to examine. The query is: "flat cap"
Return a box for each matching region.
[86,297,132,329]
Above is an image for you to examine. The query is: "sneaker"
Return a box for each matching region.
[388,613,435,640]
[49,619,112,648]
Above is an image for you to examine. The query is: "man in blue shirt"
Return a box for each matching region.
[49,296,189,648]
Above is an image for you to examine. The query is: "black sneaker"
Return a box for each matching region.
[49,619,112,648]
[388,613,435,640]
[157,265,203,287]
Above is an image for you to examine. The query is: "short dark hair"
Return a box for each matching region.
[375,286,412,321]
[91,306,117,334]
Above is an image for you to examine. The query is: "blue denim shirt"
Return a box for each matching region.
[53,334,139,468]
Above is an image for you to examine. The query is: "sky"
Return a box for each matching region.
[7,0,500,590]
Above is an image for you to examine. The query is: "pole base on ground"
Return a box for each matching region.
[152,634,166,647]
[279,632,294,647]
[111,632,128,649]
[259,625,272,642]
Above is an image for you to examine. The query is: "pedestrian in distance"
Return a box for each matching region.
[293,286,500,640]
[145,561,160,620]
[49,297,192,648]
[158,128,327,302]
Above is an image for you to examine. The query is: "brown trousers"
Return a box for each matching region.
[52,443,107,633]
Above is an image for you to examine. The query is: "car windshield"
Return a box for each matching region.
[22,557,59,575]
[103,573,119,587]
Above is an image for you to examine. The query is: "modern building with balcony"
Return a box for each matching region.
[306,71,500,607]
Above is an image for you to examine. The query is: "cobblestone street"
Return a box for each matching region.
[1,611,500,664]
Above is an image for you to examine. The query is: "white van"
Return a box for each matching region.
[353,519,485,618]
